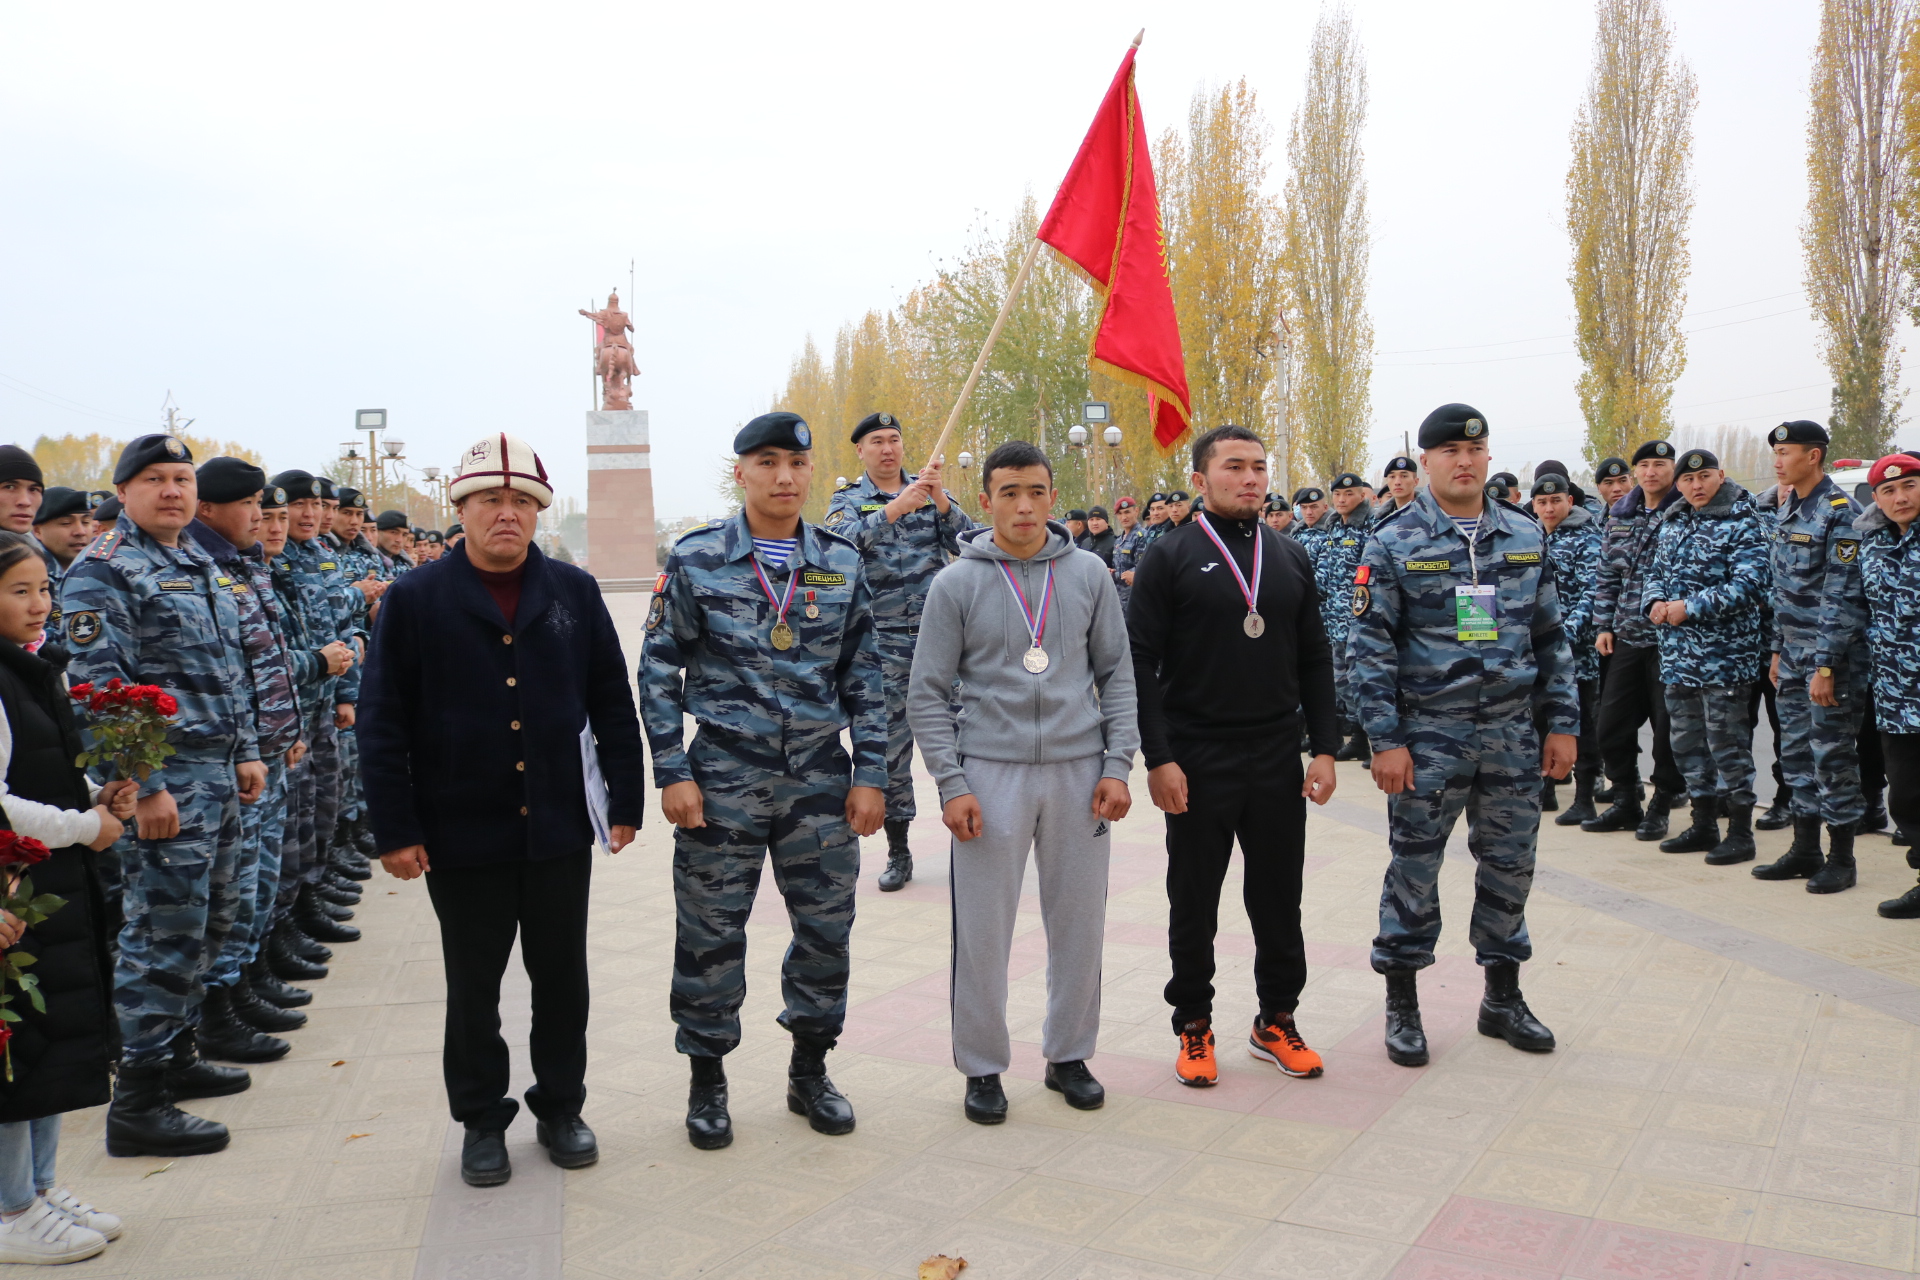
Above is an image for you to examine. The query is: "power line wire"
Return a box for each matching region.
[1374,291,1806,357]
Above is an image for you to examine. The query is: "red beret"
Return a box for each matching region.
[1870,454,1920,488]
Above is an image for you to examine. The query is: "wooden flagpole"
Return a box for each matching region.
[921,236,1044,472]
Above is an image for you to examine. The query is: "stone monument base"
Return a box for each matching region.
[586,409,656,584]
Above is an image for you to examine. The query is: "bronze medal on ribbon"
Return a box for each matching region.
[771,621,795,650]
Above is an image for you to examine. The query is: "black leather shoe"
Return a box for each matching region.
[310,894,355,923]
[1807,824,1857,894]
[686,1057,732,1150]
[106,1061,232,1158]
[231,975,308,1033]
[787,1035,855,1136]
[1044,1060,1105,1110]
[1478,962,1555,1052]
[461,1128,511,1186]
[1753,815,1823,880]
[535,1115,598,1168]
[1383,970,1428,1067]
[1581,785,1644,833]
[878,819,913,891]
[162,1032,252,1101]
[1895,828,1912,849]
[1636,790,1680,841]
[964,1074,1008,1124]
[248,954,313,1008]
[269,925,329,980]
[281,921,333,965]
[1659,810,1719,854]
[1756,788,1793,831]
[196,985,291,1063]
[1879,879,1920,918]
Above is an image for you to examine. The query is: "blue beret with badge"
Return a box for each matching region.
[734,412,813,455]
[1330,472,1366,491]
[32,487,88,524]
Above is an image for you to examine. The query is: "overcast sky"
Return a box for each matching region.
[0,0,1906,519]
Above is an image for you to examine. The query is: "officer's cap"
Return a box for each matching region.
[0,447,43,489]
[1382,456,1417,476]
[1676,448,1720,475]
[1631,440,1675,464]
[334,486,369,512]
[1296,486,1326,504]
[1770,420,1830,448]
[734,412,812,456]
[1595,456,1630,480]
[1066,509,1088,522]
[196,457,266,504]
[375,509,410,532]
[1417,403,1488,449]
[113,434,193,484]
[1530,473,1571,499]
[269,469,325,500]
[32,487,87,524]
[1870,453,1920,488]
[850,411,901,444]
[1166,490,1191,504]
[260,484,289,510]
[1329,472,1366,491]
[93,496,122,524]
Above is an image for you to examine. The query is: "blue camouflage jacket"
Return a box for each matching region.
[1856,505,1920,733]
[638,511,887,788]
[1313,505,1374,646]
[1640,480,1771,688]
[186,522,303,759]
[1768,475,1868,674]
[1347,489,1580,753]
[1543,505,1604,683]
[1591,484,1684,651]
[1110,523,1154,603]
[59,517,260,789]
[269,548,331,706]
[285,536,360,707]
[822,473,971,630]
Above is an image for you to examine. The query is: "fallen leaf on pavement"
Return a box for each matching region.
[142,1161,174,1179]
[331,1060,346,1067]
[918,1256,966,1280]
[346,1133,372,1142]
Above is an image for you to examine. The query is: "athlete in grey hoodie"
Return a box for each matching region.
[906,441,1138,1125]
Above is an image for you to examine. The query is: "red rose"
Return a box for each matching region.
[0,1023,13,1054]
[155,694,178,716]
[104,678,123,692]
[0,833,50,868]
[68,683,92,701]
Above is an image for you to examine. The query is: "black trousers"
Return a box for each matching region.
[1884,732,1920,838]
[1163,736,1307,1031]
[1748,680,1786,794]
[1597,643,1685,794]
[424,851,592,1131]
[1539,678,1601,786]
[1861,693,1887,803]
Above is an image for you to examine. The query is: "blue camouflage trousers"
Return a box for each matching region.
[1329,622,1358,729]
[336,725,361,823]
[1777,659,1867,827]
[278,712,336,915]
[875,628,918,822]
[1373,717,1540,974]
[211,760,287,986]
[115,754,243,1065]
[305,714,341,888]
[1665,684,1757,809]
[671,735,858,1058]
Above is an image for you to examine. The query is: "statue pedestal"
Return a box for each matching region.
[586,409,656,587]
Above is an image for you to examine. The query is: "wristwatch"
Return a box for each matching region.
[1816,666,1833,678]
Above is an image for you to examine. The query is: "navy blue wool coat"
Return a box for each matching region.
[360,540,645,868]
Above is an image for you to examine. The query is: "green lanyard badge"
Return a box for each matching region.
[1455,584,1498,641]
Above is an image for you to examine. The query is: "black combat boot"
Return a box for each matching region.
[1637,790,1682,842]
[270,922,329,979]
[351,813,377,858]
[230,972,307,1033]
[1807,824,1857,894]
[1479,963,1555,1051]
[308,890,355,923]
[296,885,361,943]
[1879,875,1920,918]
[1334,728,1371,764]
[314,875,361,907]
[162,1030,251,1101]
[1753,815,1823,881]
[196,985,290,1063]
[786,1034,855,1135]
[333,854,372,882]
[1859,793,1889,834]
[1756,784,1793,831]
[1659,801,1720,854]
[106,1060,232,1158]
[1554,773,1598,827]
[282,918,333,964]
[1705,803,1756,865]
[685,1056,732,1150]
[1382,970,1427,1067]
[1582,780,1644,833]
[248,952,312,1008]
[1540,781,1559,813]
[1896,828,1912,847]
[877,819,913,892]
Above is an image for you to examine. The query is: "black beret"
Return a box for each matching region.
[1264,493,1288,510]
[1297,486,1325,504]
[1382,456,1417,476]
[1166,490,1190,503]
[734,412,813,455]
[260,483,289,510]
[1087,506,1108,520]
[87,490,113,510]
[32,487,87,523]
[1066,509,1088,522]
[269,469,325,499]
[1530,473,1571,498]
[1375,483,1391,497]
[112,434,192,484]
[1485,479,1513,500]
[447,523,464,537]
[315,475,338,501]
[1330,472,1366,491]
[1147,492,1169,505]
[1595,457,1630,480]
[1770,419,1829,447]
[335,486,369,512]
[0,446,43,488]
[1631,440,1674,464]
[195,457,266,504]
[1535,459,1570,479]
[1491,472,1520,489]
[1676,448,1720,475]
[424,529,445,544]
[92,496,122,524]
[850,411,902,444]
[1417,403,1488,449]
[375,509,410,531]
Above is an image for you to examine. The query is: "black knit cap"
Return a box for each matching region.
[269,469,325,499]
[1595,457,1630,480]
[195,457,266,504]
[1382,456,1417,476]
[1535,458,1570,479]
[335,486,369,512]
[1770,420,1829,447]
[1417,403,1488,449]
[112,434,192,484]
[260,483,289,510]
[734,412,812,455]
[850,411,902,444]
[1330,472,1366,491]
[1631,440,1675,464]
[32,487,87,523]
[1087,506,1108,520]
[375,509,410,531]
[1677,448,1720,475]
[0,446,43,488]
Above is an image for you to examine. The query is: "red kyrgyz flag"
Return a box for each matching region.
[1038,44,1192,449]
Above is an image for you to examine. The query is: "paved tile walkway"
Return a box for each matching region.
[12,597,1918,1278]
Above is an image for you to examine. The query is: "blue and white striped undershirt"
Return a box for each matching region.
[1450,515,1480,542]
[753,537,799,568]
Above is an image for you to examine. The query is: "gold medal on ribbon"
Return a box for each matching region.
[771,622,795,650]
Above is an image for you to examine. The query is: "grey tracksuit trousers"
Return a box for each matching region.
[949,754,1110,1078]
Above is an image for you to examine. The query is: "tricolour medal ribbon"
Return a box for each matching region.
[997,560,1055,672]
[1195,512,1266,636]
[750,555,801,647]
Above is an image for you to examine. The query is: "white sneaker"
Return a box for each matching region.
[0,1198,107,1263]
[42,1188,121,1241]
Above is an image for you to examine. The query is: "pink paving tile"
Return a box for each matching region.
[1739,1245,1916,1280]
[1334,1013,1472,1059]
[1104,921,1167,948]
[1316,1048,1424,1095]
[1566,1221,1742,1280]
[867,1023,953,1068]
[1144,1065,1286,1113]
[1304,940,1374,969]
[835,1021,917,1054]
[1417,1196,1588,1271]
[901,969,951,997]
[1302,854,1337,878]
[1255,1081,1397,1129]
[1085,1051,1174,1096]
[1389,1247,1558,1280]
[846,991,949,1027]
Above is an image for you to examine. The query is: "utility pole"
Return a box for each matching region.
[160,390,195,438]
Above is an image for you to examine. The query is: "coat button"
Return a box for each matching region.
[516,761,525,771]
[510,720,521,730]
[506,677,516,687]
[519,806,528,816]
[503,634,513,645]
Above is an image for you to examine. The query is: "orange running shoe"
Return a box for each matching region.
[1248,1013,1324,1078]
[1174,1019,1217,1087]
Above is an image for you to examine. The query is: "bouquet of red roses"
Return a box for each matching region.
[69,678,177,782]
[0,832,61,1082]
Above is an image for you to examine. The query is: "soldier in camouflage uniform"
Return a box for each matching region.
[1347,404,1578,1070]
[822,412,971,891]
[1640,449,1772,866]
[1317,472,1375,763]
[1110,493,1166,608]
[62,435,263,1157]
[323,491,381,876]
[1530,473,1605,824]
[639,412,886,1151]
[1853,455,1920,917]
[1290,487,1330,552]
[1749,422,1870,892]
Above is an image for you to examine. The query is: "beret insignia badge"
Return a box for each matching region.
[163,437,186,458]
[1463,419,1484,437]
